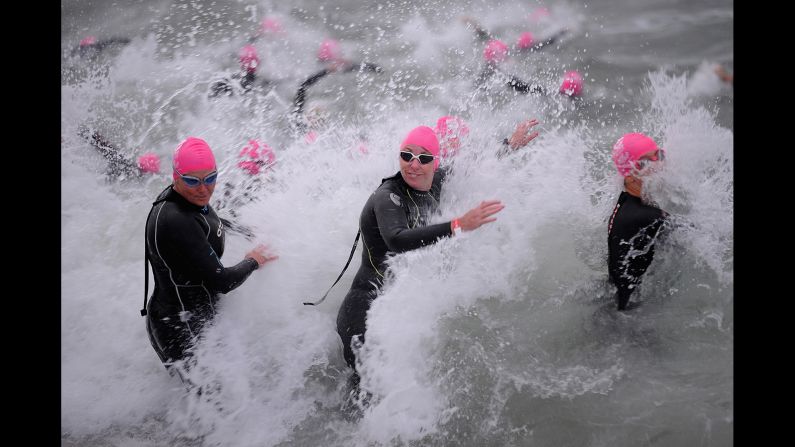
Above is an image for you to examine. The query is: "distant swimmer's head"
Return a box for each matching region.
[317,38,342,63]
[79,36,97,47]
[137,152,161,174]
[528,7,551,23]
[483,39,509,64]
[304,130,319,144]
[237,139,276,176]
[434,115,470,158]
[259,17,284,36]
[559,70,583,97]
[517,32,534,50]
[172,137,217,206]
[612,133,665,177]
[239,45,260,74]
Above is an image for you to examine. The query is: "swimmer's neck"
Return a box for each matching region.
[624,176,642,198]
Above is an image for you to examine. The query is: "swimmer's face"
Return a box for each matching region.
[173,168,217,207]
[632,149,665,177]
[399,144,436,191]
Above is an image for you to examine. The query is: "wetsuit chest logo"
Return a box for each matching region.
[390,193,401,206]
[217,220,223,237]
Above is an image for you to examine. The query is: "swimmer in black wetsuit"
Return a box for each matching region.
[77,125,161,179]
[476,39,546,95]
[143,137,277,382]
[461,16,566,52]
[607,133,668,311]
[71,35,131,58]
[289,59,382,137]
[334,126,505,377]
[209,44,274,98]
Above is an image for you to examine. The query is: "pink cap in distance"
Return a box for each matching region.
[260,18,284,35]
[483,39,509,64]
[304,130,319,144]
[434,115,469,158]
[79,36,97,47]
[237,139,276,176]
[317,38,341,62]
[559,70,583,97]
[137,152,161,174]
[239,45,260,73]
[528,7,551,23]
[517,32,534,50]
[172,137,216,180]
[401,125,440,170]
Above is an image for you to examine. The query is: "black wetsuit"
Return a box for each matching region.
[516,30,567,54]
[289,62,382,135]
[467,19,564,51]
[476,64,546,95]
[607,191,667,310]
[78,126,142,179]
[336,170,452,369]
[71,37,131,58]
[209,72,273,98]
[144,186,259,369]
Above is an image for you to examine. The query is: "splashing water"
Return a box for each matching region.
[62,0,732,445]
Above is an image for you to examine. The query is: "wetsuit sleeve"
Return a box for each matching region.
[345,62,383,74]
[209,79,233,97]
[507,76,546,94]
[371,189,452,252]
[83,130,140,177]
[292,68,332,116]
[162,213,258,293]
[464,19,492,41]
[104,37,131,46]
[529,30,566,52]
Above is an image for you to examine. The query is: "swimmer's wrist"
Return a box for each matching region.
[451,218,461,236]
[246,257,260,270]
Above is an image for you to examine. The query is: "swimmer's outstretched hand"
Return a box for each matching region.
[457,200,505,232]
[246,244,279,268]
[328,59,353,73]
[508,119,540,150]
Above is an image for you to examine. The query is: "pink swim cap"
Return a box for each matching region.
[260,18,284,35]
[172,137,216,180]
[317,38,341,62]
[528,7,551,23]
[612,133,661,177]
[79,36,97,47]
[434,115,470,158]
[559,70,583,97]
[137,152,161,174]
[237,139,276,176]
[517,32,534,50]
[239,45,260,74]
[483,39,509,64]
[401,125,440,170]
[304,130,319,144]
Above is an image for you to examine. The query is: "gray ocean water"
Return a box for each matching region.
[61,0,733,445]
